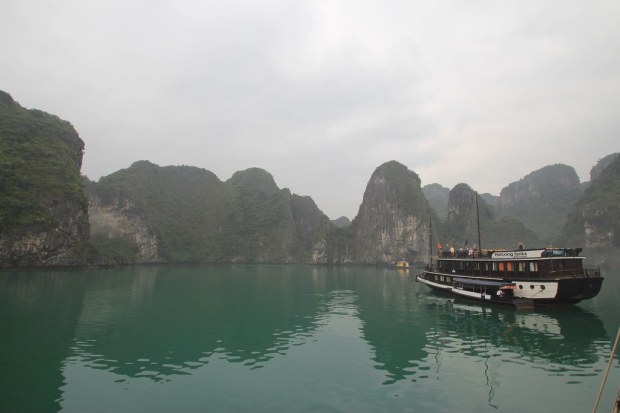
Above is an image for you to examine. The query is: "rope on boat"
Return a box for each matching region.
[592,327,620,413]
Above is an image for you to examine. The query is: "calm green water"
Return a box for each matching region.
[0,264,618,412]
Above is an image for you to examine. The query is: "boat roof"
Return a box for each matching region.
[490,247,582,258]
[437,247,583,260]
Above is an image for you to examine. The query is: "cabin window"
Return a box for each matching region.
[498,262,505,272]
[558,260,566,271]
[506,262,514,272]
[492,262,498,271]
[518,262,527,273]
[529,262,539,272]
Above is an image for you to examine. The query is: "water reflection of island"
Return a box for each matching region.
[0,269,87,412]
[1,266,338,411]
[69,265,331,380]
[0,266,613,412]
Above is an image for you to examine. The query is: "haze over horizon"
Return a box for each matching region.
[2,0,618,219]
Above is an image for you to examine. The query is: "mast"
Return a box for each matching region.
[476,193,482,254]
[429,212,433,261]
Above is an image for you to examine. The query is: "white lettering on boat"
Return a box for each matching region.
[491,250,545,259]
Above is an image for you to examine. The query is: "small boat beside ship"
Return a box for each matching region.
[415,247,603,307]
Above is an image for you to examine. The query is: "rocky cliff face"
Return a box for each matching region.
[497,164,582,240]
[289,193,337,263]
[443,183,540,250]
[445,183,481,245]
[0,201,89,267]
[0,90,89,267]
[422,183,449,220]
[588,153,619,183]
[348,161,432,263]
[87,190,162,264]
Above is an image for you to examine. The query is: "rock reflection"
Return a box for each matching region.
[1,265,615,412]
[0,269,87,412]
[68,265,330,381]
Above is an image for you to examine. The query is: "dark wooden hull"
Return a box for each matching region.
[416,271,604,306]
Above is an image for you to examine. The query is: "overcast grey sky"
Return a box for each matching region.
[2,0,619,219]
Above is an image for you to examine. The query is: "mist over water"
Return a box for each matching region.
[0,263,618,412]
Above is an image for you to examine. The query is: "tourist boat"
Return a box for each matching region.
[415,247,604,307]
[394,259,410,269]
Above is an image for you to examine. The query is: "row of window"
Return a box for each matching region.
[432,274,547,291]
[437,260,539,274]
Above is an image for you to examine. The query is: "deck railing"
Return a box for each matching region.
[584,268,601,277]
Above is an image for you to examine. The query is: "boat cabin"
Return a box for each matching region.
[433,248,600,280]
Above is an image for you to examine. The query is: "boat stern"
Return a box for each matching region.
[556,276,604,302]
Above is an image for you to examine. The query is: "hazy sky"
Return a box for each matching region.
[2,0,619,219]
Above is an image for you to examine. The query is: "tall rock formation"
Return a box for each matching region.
[0,90,89,266]
[445,183,485,247]
[497,164,582,242]
[561,154,620,251]
[226,168,308,263]
[422,183,450,220]
[348,161,432,263]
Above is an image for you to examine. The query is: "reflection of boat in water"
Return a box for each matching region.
[422,299,610,410]
[428,298,608,359]
[416,247,604,307]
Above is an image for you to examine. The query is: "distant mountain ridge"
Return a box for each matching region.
[496,164,583,242]
[87,161,338,264]
[1,89,618,266]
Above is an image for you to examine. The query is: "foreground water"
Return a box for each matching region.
[0,265,618,412]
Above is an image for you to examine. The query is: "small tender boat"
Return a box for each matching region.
[415,247,603,307]
[394,259,410,269]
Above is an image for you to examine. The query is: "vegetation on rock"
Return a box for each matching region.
[0,90,89,266]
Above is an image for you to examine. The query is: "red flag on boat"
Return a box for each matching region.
[437,242,442,250]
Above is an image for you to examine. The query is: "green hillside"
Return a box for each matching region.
[91,161,235,262]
